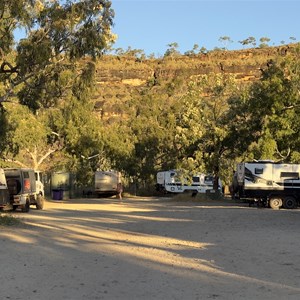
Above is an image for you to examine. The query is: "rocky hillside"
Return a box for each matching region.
[93,44,293,119]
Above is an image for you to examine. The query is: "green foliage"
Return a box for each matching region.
[218,36,233,50]
[1,104,62,170]
[176,73,239,181]
[0,1,115,179]
[118,91,181,183]
[259,37,271,48]
[54,62,106,177]
[1,0,115,108]
[164,42,181,58]
[184,44,200,56]
[238,36,256,48]
[226,46,300,163]
[0,107,9,156]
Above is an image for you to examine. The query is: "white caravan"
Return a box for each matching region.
[231,160,300,209]
[0,168,10,209]
[94,170,121,196]
[156,170,222,194]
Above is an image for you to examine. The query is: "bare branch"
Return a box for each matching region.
[275,146,290,160]
[37,148,58,167]
[281,104,300,111]
[2,158,28,168]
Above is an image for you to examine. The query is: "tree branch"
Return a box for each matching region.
[275,146,290,160]
[2,158,28,168]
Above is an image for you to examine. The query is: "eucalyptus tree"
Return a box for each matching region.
[184,44,199,56]
[226,45,300,163]
[0,104,62,170]
[218,36,233,50]
[0,0,115,172]
[116,91,181,187]
[48,61,107,185]
[164,42,181,58]
[238,36,256,48]
[0,0,115,107]
[176,73,239,186]
[259,37,271,48]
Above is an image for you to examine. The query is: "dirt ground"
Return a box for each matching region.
[1,195,300,300]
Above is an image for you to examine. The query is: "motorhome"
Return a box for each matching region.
[155,170,222,194]
[231,160,300,209]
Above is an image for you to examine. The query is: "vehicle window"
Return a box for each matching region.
[192,177,200,183]
[255,168,263,174]
[280,172,299,179]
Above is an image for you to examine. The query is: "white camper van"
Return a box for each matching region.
[156,170,222,194]
[231,161,300,209]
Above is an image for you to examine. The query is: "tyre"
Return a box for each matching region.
[269,197,282,210]
[36,194,44,210]
[283,196,297,209]
[21,199,30,213]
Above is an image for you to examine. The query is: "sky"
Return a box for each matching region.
[110,0,300,56]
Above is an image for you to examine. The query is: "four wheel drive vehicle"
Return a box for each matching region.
[0,168,10,209]
[4,168,45,212]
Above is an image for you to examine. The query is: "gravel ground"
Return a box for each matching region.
[1,196,300,300]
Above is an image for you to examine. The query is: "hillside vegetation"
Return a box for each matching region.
[93,45,291,120]
[2,42,300,194]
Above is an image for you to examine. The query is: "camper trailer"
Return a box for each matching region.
[94,170,121,197]
[231,161,300,209]
[156,170,222,194]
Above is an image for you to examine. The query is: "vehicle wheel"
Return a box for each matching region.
[36,194,44,210]
[21,199,30,213]
[12,205,18,211]
[269,197,282,210]
[283,196,296,209]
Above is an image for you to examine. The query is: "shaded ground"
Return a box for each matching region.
[1,196,300,300]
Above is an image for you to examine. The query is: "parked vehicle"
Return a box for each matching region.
[4,168,45,212]
[231,160,300,209]
[155,169,222,194]
[35,170,44,198]
[0,168,10,209]
[94,170,121,197]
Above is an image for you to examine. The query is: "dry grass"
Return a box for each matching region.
[0,214,21,226]
[170,191,227,202]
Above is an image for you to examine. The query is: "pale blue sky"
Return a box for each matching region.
[111,0,300,56]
